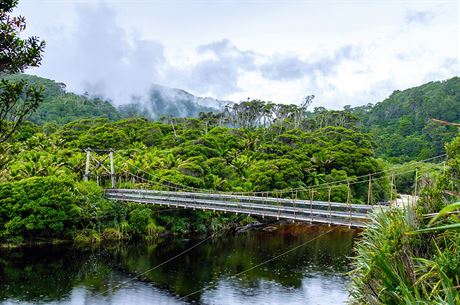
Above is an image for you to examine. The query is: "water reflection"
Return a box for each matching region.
[0,224,358,305]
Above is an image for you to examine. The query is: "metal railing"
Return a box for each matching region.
[105,189,385,228]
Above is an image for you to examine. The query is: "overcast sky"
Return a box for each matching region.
[17,0,459,108]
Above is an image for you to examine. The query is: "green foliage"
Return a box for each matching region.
[356,77,460,162]
[1,107,389,202]
[350,206,459,304]
[349,133,460,304]
[9,79,457,244]
[1,74,121,125]
[0,176,81,241]
[0,2,46,143]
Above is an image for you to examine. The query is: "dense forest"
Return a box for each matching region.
[354,77,460,162]
[0,74,223,124]
[0,112,389,243]
[3,74,458,163]
[1,72,458,244]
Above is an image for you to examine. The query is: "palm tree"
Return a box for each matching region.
[210,174,228,191]
[311,152,334,172]
[306,171,326,186]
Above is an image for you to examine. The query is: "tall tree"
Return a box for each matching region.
[0,0,45,143]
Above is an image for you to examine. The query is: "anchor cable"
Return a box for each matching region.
[178,226,337,301]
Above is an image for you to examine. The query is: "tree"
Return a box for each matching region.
[0,0,46,143]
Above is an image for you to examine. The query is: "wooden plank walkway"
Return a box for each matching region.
[105,189,386,228]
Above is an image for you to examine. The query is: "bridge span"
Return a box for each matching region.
[105,188,386,228]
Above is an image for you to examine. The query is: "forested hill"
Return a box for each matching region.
[353,77,460,162]
[118,84,223,119]
[0,74,222,124]
[4,73,459,162]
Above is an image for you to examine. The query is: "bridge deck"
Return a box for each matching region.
[105,189,385,228]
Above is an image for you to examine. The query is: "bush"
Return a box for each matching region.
[101,228,125,241]
[0,176,81,242]
[74,229,101,244]
[349,206,460,304]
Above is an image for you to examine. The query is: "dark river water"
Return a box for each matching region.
[0,224,359,305]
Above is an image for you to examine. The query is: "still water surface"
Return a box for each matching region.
[0,224,359,305]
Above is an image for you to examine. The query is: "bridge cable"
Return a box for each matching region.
[120,152,447,196]
[97,214,246,297]
[118,161,442,206]
[178,226,337,301]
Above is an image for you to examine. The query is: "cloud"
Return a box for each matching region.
[421,57,460,83]
[37,2,167,104]
[405,10,434,25]
[175,41,362,99]
[259,45,362,81]
[175,39,257,96]
[27,1,458,110]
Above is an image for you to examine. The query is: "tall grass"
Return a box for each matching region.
[349,204,459,304]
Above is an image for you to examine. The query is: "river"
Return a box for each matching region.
[0,224,359,305]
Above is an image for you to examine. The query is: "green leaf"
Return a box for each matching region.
[428,202,460,225]
[409,223,460,234]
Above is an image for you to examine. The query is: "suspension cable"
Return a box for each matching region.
[178,227,337,301]
[117,156,444,201]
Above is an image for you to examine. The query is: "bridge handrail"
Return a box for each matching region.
[105,196,368,227]
[105,188,384,211]
[105,193,370,220]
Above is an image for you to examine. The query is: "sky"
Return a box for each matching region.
[16,0,460,108]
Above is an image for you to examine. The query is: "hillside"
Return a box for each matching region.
[119,84,224,119]
[352,76,460,161]
[3,73,459,162]
[0,74,222,124]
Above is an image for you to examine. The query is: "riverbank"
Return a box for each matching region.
[0,177,259,246]
[348,133,460,304]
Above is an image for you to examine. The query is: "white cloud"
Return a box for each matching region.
[17,0,459,109]
[405,10,434,25]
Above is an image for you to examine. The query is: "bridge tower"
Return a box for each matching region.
[83,148,115,188]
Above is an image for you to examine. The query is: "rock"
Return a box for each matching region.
[262,226,278,232]
[235,221,263,233]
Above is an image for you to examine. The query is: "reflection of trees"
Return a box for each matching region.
[116,226,356,301]
[0,244,117,302]
[0,227,356,303]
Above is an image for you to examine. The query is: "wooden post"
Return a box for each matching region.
[390,172,395,202]
[347,181,352,227]
[413,168,419,205]
[83,148,116,187]
[84,148,91,181]
[328,187,332,226]
[367,174,372,205]
[109,149,115,189]
[294,190,297,221]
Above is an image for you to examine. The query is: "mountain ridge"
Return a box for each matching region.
[0,74,225,124]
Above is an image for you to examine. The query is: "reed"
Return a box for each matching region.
[349,203,459,304]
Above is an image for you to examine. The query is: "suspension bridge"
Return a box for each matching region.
[83,148,445,228]
[105,188,379,228]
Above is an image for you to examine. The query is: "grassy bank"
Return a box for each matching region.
[349,134,460,304]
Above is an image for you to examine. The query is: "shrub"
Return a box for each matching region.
[0,176,81,242]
